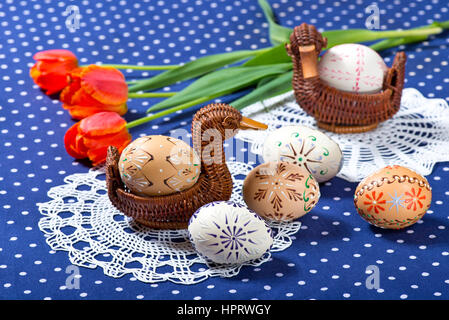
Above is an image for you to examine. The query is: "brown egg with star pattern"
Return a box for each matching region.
[243,161,320,221]
[118,135,201,197]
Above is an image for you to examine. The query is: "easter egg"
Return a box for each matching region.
[243,162,320,221]
[318,43,388,93]
[262,125,343,182]
[188,201,273,264]
[354,165,432,229]
[119,135,201,197]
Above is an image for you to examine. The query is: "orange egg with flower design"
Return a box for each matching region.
[354,165,432,229]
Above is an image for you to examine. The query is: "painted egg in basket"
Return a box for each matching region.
[318,43,388,94]
[118,135,201,197]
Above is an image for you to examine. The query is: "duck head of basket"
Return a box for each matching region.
[286,23,406,134]
[105,103,267,229]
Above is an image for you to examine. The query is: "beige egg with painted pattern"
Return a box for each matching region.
[243,161,320,221]
[354,165,432,229]
[263,125,343,183]
[118,135,201,197]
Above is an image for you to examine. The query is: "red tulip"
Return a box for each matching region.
[64,111,132,165]
[30,49,78,95]
[60,65,128,120]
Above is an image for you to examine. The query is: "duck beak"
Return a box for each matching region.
[238,116,268,130]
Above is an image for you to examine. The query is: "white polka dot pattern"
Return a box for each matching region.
[0,0,448,300]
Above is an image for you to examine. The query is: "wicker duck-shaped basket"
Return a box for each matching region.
[286,23,406,134]
[106,103,267,229]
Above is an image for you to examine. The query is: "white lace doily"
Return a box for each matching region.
[37,161,301,285]
[235,88,449,182]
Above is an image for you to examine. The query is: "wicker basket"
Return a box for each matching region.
[106,103,267,229]
[286,23,406,133]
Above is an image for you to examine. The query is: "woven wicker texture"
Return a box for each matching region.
[106,104,246,229]
[287,23,406,133]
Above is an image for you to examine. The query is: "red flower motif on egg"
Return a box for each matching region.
[363,191,386,214]
[404,188,426,211]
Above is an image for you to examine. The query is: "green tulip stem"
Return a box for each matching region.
[371,27,443,40]
[96,64,178,70]
[127,92,177,98]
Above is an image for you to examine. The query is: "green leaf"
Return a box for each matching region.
[322,28,442,49]
[369,21,449,52]
[146,63,292,112]
[231,71,293,110]
[369,35,428,52]
[256,76,277,88]
[432,20,449,29]
[258,0,292,45]
[243,43,290,66]
[127,50,257,93]
[322,29,380,48]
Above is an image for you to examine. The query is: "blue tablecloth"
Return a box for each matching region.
[1,0,448,300]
